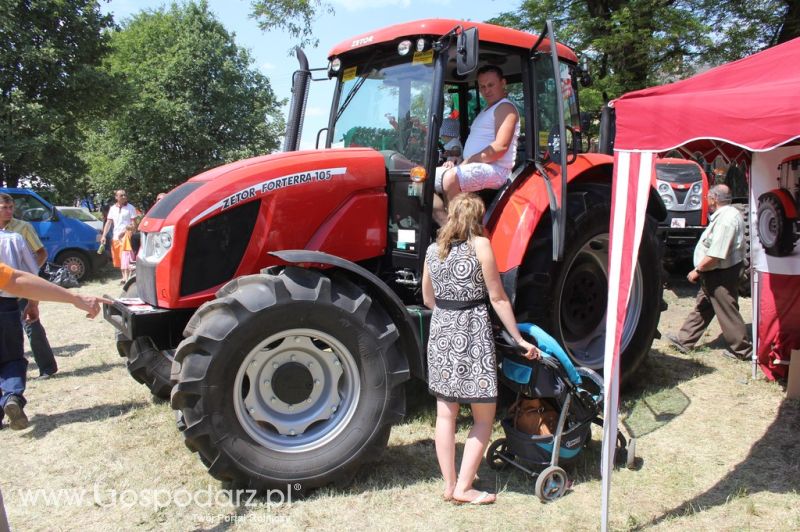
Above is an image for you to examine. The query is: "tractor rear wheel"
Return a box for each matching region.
[170,267,408,490]
[116,279,173,399]
[733,203,751,297]
[515,183,663,385]
[757,193,794,256]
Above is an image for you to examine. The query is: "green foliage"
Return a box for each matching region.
[0,0,114,193]
[83,1,285,202]
[490,0,793,111]
[249,0,334,49]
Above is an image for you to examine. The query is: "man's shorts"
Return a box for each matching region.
[111,239,122,268]
[435,163,511,194]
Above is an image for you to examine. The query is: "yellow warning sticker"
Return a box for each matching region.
[343,66,357,82]
[412,50,433,65]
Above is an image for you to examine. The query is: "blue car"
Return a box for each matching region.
[0,188,106,281]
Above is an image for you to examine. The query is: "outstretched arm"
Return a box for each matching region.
[2,266,111,318]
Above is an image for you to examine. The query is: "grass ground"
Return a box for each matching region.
[2,268,798,531]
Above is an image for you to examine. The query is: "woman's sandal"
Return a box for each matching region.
[452,491,496,505]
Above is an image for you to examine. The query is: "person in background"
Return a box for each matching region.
[0,262,109,431]
[119,222,136,285]
[100,190,137,284]
[422,193,538,505]
[432,66,520,226]
[666,184,752,360]
[155,192,167,203]
[0,194,57,379]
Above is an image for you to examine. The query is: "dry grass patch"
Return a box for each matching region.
[2,271,798,531]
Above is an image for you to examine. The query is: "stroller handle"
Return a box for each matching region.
[499,329,561,370]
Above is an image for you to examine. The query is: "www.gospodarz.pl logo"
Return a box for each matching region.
[14,483,300,509]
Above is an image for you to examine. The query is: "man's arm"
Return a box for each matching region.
[101,206,115,244]
[463,103,518,165]
[2,266,110,318]
[33,247,47,267]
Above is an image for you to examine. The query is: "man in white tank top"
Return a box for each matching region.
[433,65,520,225]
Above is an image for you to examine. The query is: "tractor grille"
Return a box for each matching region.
[136,258,158,306]
[180,200,260,296]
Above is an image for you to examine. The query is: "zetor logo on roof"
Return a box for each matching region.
[351,35,373,47]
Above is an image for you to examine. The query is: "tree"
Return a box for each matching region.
[84,1,285,201]
[0,0,114,193]
[490,0,795,111]
[249,0,334,49]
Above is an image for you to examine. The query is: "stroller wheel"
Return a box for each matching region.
[626,438,637,469]
[535,465,568,502]
[486,438,510,471]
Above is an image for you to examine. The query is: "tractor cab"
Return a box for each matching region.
[287,20,585,301]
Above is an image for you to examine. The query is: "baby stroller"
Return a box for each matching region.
[486,323,636,502]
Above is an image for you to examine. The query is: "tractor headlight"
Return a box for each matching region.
[691,182,702,194]
[661,194,674,208]
[658,183,670,194]
[142,226,174,264]
[688,194,702,208]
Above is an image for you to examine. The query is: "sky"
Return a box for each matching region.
[101,0,510,149]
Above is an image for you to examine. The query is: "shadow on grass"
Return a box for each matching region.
[620,349,714,439]
[23,400,148,439]
[48,361,119,379]
[633,399,800,529]
[51,343,92,358]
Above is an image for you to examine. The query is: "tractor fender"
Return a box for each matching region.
[759,188,798,219]
[490,155,665,275]
[269,250,424,380]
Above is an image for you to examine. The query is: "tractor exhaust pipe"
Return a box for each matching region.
[283,47,311,152]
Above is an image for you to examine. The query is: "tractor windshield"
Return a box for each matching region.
[331,56,434,167]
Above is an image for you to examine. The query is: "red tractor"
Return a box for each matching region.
[655,158,709,268]
[757,154,800,256]
[104,20,665,490]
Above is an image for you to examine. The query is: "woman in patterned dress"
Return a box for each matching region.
[422,193,539,505]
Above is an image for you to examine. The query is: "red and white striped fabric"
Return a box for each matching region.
[601,150,655,528]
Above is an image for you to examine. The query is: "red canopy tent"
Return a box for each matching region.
[600,37,800,530]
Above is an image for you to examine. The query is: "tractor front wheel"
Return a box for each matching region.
[170,267,408,490]
[116,279,173,399]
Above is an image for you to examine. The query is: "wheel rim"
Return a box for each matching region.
[61,256,86,279]
[540,468,567,500]
[233,328,361,453]
[557,234,644,369]
[758,205,778,247]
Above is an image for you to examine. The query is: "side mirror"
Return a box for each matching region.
[456,27,479,76]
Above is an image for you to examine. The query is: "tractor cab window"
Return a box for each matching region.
[331,57,435,169]
[533,59,579,160]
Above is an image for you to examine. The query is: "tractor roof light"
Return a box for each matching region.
[330,58,342,73]
[397,40,412,56]
[415,38,427,52]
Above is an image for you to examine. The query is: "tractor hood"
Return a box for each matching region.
[139,148,387,233]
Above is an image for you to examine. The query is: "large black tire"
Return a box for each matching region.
[170,267,408,490]
[733,203,751,297]
[116,279,173,399]
[55,250,91,282]
[757,193,795,257]
[515,183,663,385]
